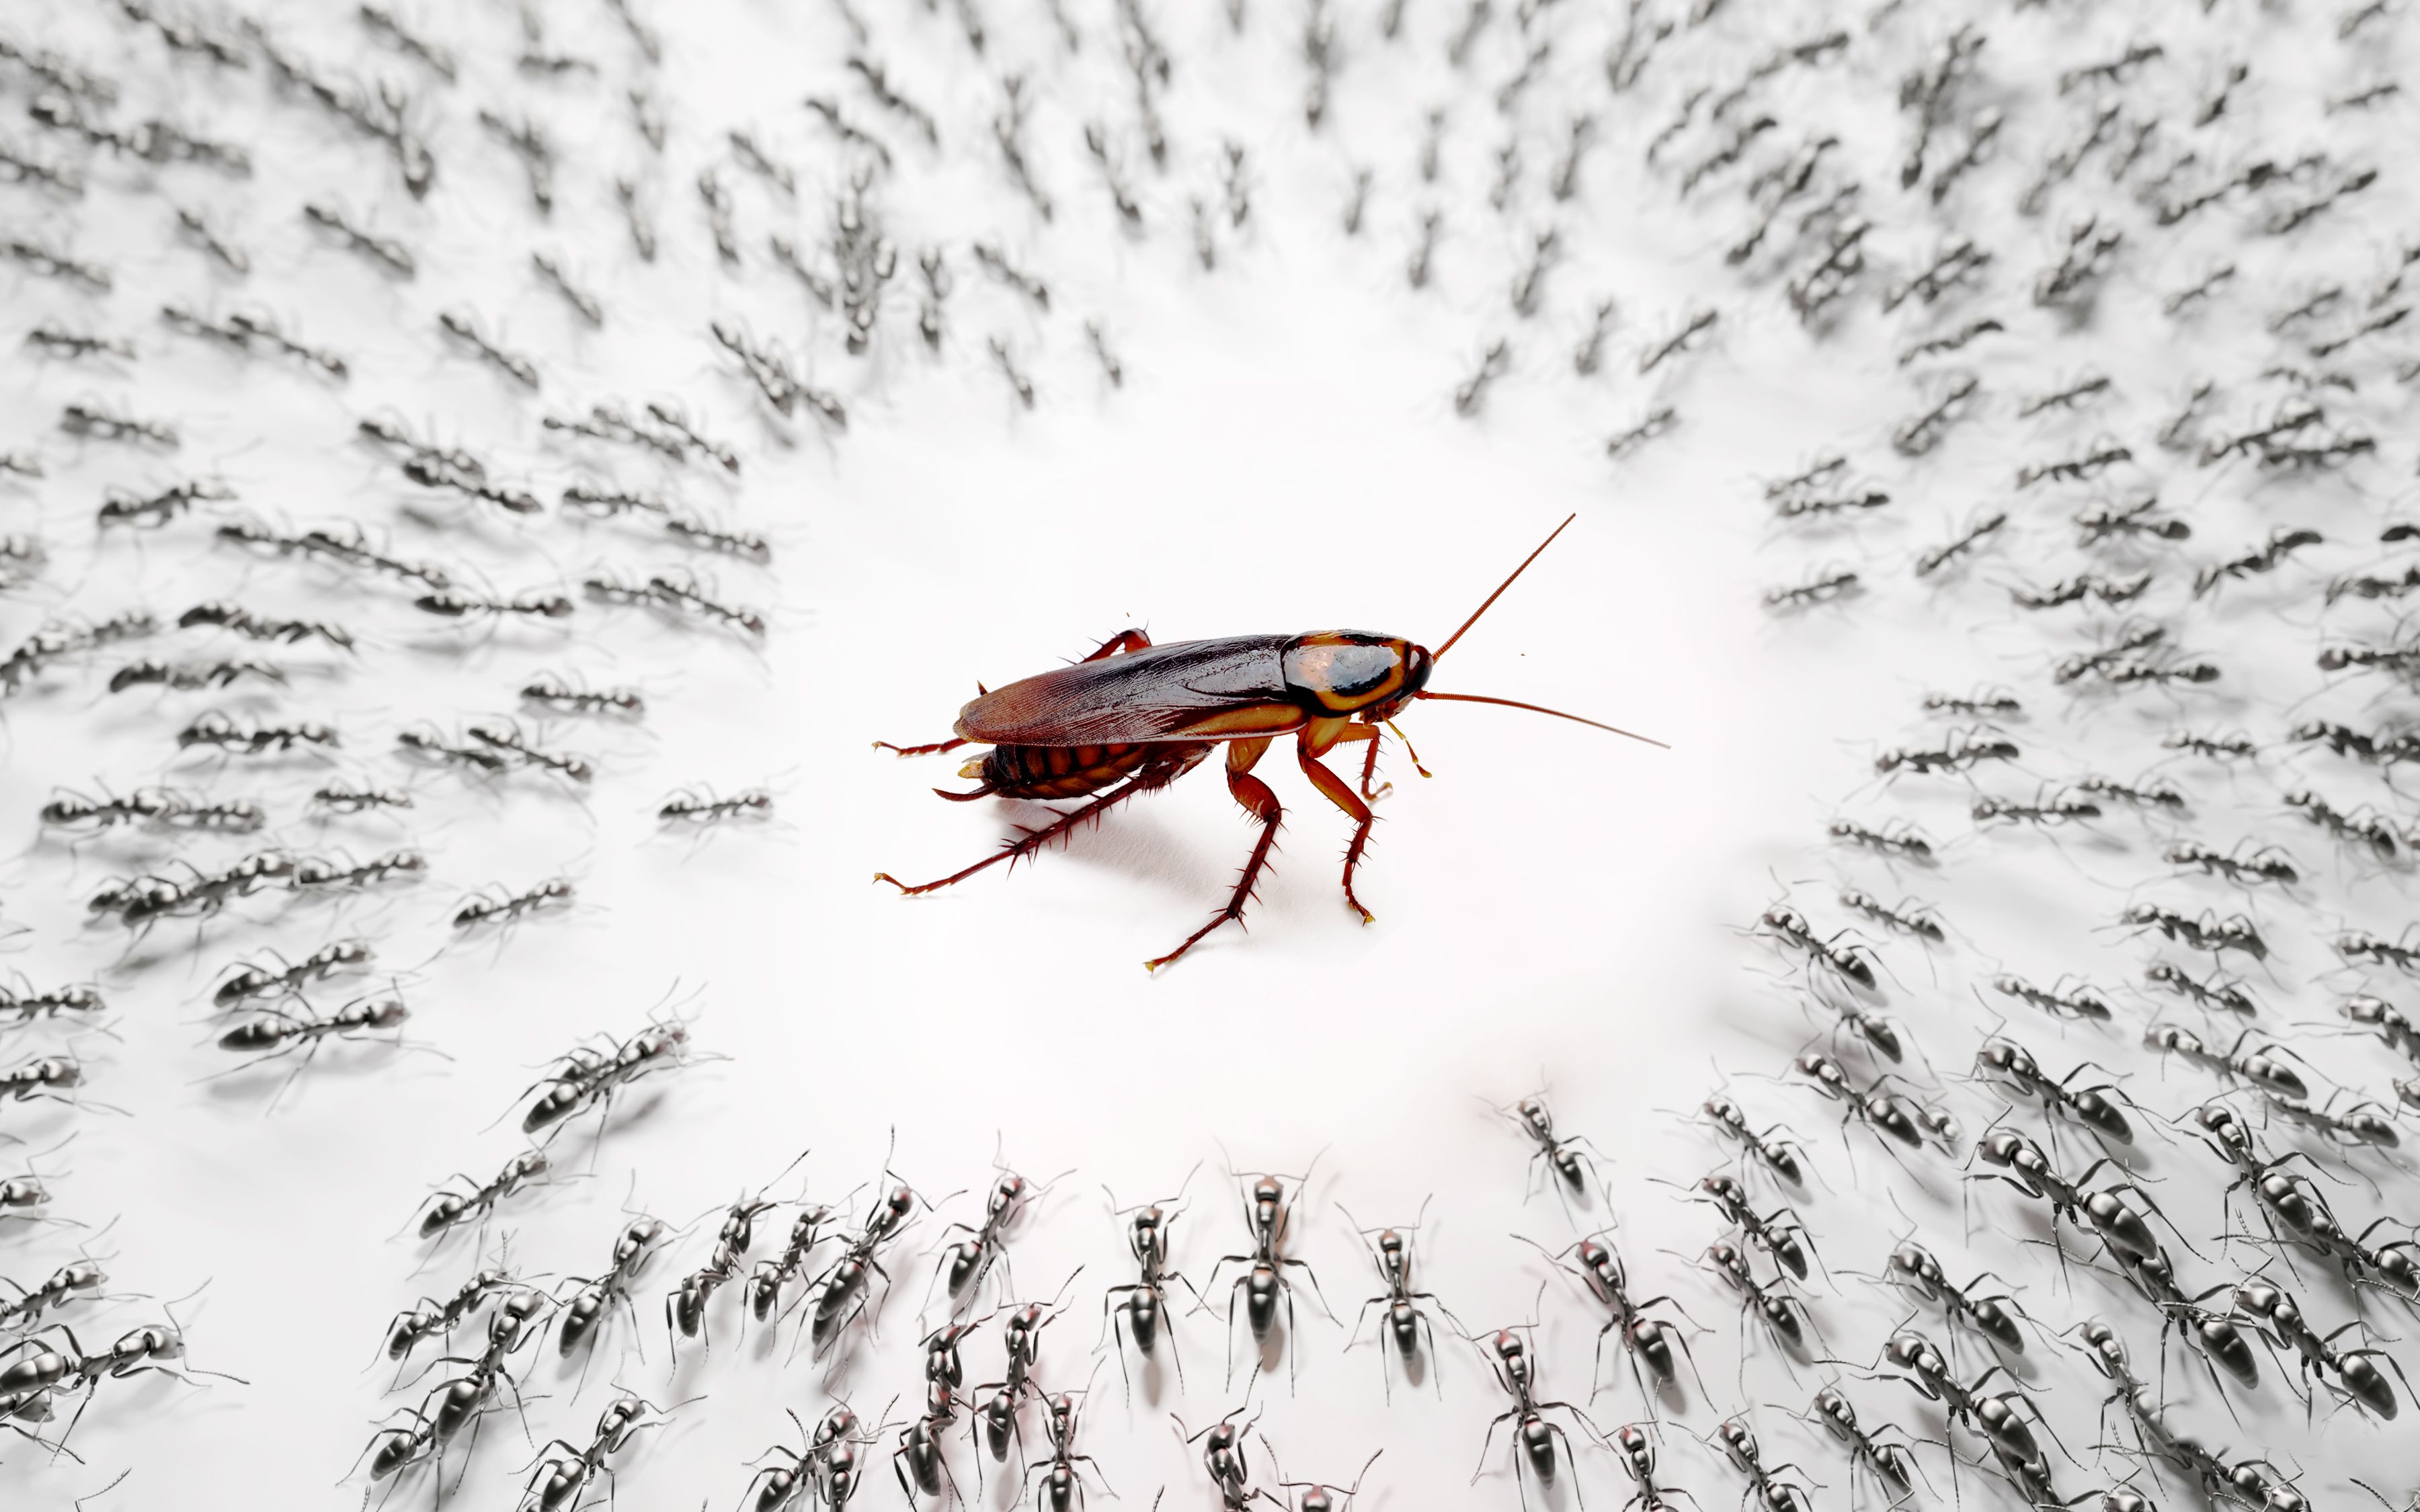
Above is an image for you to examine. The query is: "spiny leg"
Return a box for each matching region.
[876,778,1158,896]
[1147,739,1280,972]
[1079,628,1152,662]
[1299,726,1379,923]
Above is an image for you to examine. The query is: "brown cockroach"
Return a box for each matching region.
[874,517,1663,970]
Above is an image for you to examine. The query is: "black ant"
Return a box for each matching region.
[2143,1025,2308,1101]
[1710,1413,1820,1512]
[1798,1385,1929,1505]
[1669,1170,1814,1282]
[969,1273,1076,1472]
[1173,1400,1265,1510]
[1495,1092,1611,1204]
[1992,972,2113,1023]
[1858,1233,2034,1358]
[415,1148,551,1242]
[1827,820,1935,862]
[1340,1198,1467,1400]
[1971,1033,2138,1147]
[1101,1174,1200,1396]
[454,878,575,932]
[1203,1165,1330,1388]
[1473,1326,1602,1511]
[522,672,645,719]
[1759,907,1878,989]
[520,1391,676,1512]
[807,1165,924,1359]
[1689,1091,1810,1187]
[1698,1238,1818,1366]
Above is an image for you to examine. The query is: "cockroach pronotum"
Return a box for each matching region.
[873,516,1665,970]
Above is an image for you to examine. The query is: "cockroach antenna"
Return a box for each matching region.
[1414,515,1670,748]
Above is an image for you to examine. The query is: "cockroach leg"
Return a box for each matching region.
[877,744,1211,898]
[1147,739,1285,972]
[1081,628,1154,662]
[1298,723,1381,923]
[875,737,968,757]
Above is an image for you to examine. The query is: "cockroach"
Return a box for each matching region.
[875,517,1664,970]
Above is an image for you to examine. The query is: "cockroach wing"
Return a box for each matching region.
[954,635,1301,745]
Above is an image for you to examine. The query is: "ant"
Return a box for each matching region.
[2284,791,2398,858]
[1496,1092,1612,1204]
[1798,1386,1927,1506]
[2339,929,2420,974]
[557,1214,670,1366]
[2164,842,2296,887]
[386,1260,523,1363]
[415,1148,551,1241]
[660,786,774,825]
[2143,1025,2309,1101]
[1759,907,1878,990]
[1689,1091,1810,1187]
[1525,1213,1706,1409]
[1968,1122,2178,1277]
[213,993,413,1102]
[0,977,104,1027]
[454,878,575,932]
[1973,790,2102,826]
[1971,1033,2138,1146]
[2342,995,2420,1066]
[1174,1401,1266,1510]
[2197,1272,2406,1418]
[1609,1419,1692,1510]
[1473,1327,1602,1511]
[1710,1414,1820,1512]
[1102,1175,1201,1396]
[522,672,645,719]
[1026,1377,1114,1512]
[2,1053,92,1111]
[1670,1171,1814,1282]
[1874,730,2019,779]
[0,1257,108,1330]
[1837,891,1945,944]
[1834,1327,2065,1504]
[519,1017,695,1139]
[1827,819,1934,862]
[807,1167,923,1358]
[1784,1054,1960,1164]
[179,599,353,650]
[3,1306,243,1449]
[748,1402,879,1511]
[1341,1198,1467,1400]
[2263,1093,2401,1151]
[520,1391,676,1512]
[748,1193,840,1327]
[2121,905,2267,961]
[1203,1165,1330,1388]
[1698,1237,1816,1363]
[670,1175,790,1346]
[1992,972,2113,1023]
[895,1324,971,1505]
[1859,1233,2033,1357]
[970,1274,1076,1470]
[934,1151,1064,1313]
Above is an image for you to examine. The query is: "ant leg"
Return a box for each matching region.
[1297,726,1379,923]
[1146,741,1283,972]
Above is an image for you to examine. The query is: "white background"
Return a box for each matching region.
[2,0,2417,1507]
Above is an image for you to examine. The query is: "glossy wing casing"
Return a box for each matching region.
[953,635,1307,746]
